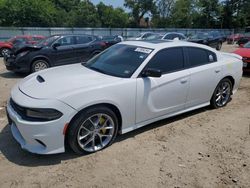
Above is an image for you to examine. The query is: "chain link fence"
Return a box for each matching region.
[0,27,241,41]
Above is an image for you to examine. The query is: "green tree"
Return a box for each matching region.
[97,2,129,28]
[170,0,196,28]
[124,0,157,27]
[195,0,221,28]
[66,0,100,27]
[0,0,58,27]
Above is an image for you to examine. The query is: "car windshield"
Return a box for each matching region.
[83,44,153,78]
[244,42,250,48]
[191,33,211,39]
[36,35,60,46]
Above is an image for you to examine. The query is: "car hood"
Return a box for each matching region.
[13,44,43,54]
[18,64,122,100]
[233,48,250,57]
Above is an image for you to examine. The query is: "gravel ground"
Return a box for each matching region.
[0,44,250,188]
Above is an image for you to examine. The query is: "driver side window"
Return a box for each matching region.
[57,36,74,46]
[145,47,184,74]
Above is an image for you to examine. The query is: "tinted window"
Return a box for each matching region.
[84,44,153,78]
[76,36,93,44]
[164,34,174,40]
[145,47,184,74]
[187,47,217,67]
[57,36,74,46]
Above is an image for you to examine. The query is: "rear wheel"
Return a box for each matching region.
[68,106,119,154]
[31,59,49,73]
[210,78,232,109]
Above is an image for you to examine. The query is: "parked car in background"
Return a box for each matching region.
[6,40,242,154]
[0,35,45,56]
[237,33,250,47]
[161,32,187,40]
[100,35,123,48]
[127,32,162,41]
[233,41,250,72]
[188,32,223,50]
[4,34,106,73]
[227,33,244,44]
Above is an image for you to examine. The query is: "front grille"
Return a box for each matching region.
[10,98,26,119]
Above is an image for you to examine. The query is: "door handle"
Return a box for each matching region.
[180,79,188,84]
[215,69,221,73]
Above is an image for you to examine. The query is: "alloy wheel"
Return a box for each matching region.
[34,60,48,72]
[77,113,115,152]
[215,81,231,107]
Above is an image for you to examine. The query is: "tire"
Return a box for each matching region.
[210,78,232,109]
[0,48,11,57]
[31,59,49,73]
[67,106,119,154]
[216,42,222,50]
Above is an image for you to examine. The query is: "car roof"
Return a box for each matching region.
[120,40,217,52]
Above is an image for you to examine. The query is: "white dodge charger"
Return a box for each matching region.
[6,40,242,154]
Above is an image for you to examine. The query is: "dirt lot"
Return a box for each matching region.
[0,44,250,188]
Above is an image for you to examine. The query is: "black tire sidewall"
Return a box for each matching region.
[67,106,119,154]
[211,78,232,109]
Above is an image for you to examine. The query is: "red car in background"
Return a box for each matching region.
[233,41,250,72]
[0,35,45,56]
[227,33,244,44]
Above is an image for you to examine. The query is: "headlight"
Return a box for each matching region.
[26,108,63,121]
[18,51,29,57]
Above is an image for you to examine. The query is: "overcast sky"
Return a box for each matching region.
[91,0,125,8]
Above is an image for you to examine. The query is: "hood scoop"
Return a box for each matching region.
[36,75,45,83]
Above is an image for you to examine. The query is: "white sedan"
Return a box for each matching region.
[6,40,242,154]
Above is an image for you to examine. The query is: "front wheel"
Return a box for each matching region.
[216,42,222,50]
[210,78,232,109]
[1,48,11,56]
[31,59,49,73]
[68,106,119,154]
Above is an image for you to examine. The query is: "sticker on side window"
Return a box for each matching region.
[135,48,152,54]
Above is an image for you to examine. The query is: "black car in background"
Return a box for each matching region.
[188,31,223,50]
[4,34,106,73]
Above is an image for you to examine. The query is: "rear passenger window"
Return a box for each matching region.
[145,47,184,74]
[76,36,92,44]
[187,47,217,67]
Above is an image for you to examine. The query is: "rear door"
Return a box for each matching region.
[53,36,77,65]
[136,47,190,123]
[74,35,95,62]
[184,47,222,108]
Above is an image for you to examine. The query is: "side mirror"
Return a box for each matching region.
[141,68,162,78]
[52,43,60,49]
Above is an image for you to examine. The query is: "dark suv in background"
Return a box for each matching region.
[4,34,106,73]
[188,31,224,50]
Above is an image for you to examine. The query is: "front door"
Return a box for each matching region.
[136,47,190,124]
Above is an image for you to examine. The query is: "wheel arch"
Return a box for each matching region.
[65,103,123,144]
[31,56,51,69]
[222,75,235,90]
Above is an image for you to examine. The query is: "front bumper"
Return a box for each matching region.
[6,85,77,154]
[4,55,30,73]
[243,60,250,72]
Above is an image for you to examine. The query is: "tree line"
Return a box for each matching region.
[0,0,249,29]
